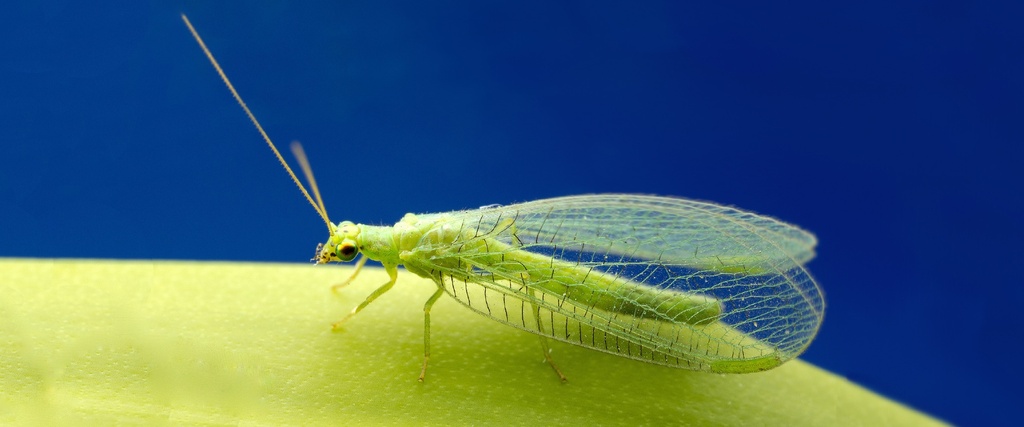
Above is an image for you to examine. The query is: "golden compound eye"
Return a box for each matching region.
[336,243,358,262]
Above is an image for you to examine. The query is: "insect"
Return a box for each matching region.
[182,14,825,381]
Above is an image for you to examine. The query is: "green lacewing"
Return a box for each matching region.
[182,14,825,381]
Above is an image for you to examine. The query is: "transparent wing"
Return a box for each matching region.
[519,195,818,268]
[402,194,825,372]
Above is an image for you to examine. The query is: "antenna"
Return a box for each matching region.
[290,141,331,224]
[181,14,334,233]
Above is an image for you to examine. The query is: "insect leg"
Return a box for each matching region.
[419,287,446,382]
[528,288,568,382]
[537,336,567,383]
[331,263,398,330]
[331,255,368,292]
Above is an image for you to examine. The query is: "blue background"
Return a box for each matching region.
[2,2,1021,424]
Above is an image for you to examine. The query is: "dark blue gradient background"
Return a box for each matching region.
[2,2,1021,425]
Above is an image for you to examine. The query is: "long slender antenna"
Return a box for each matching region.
[181,13,334,233]
[290,141,330,224]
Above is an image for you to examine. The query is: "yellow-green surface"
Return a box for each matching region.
[0,258,944,426]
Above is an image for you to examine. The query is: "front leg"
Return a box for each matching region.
[332,263,399,330]
[331,255,368,292]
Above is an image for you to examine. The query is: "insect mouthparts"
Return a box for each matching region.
[312,243,324,263]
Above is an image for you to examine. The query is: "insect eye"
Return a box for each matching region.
[336,242,358,262]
